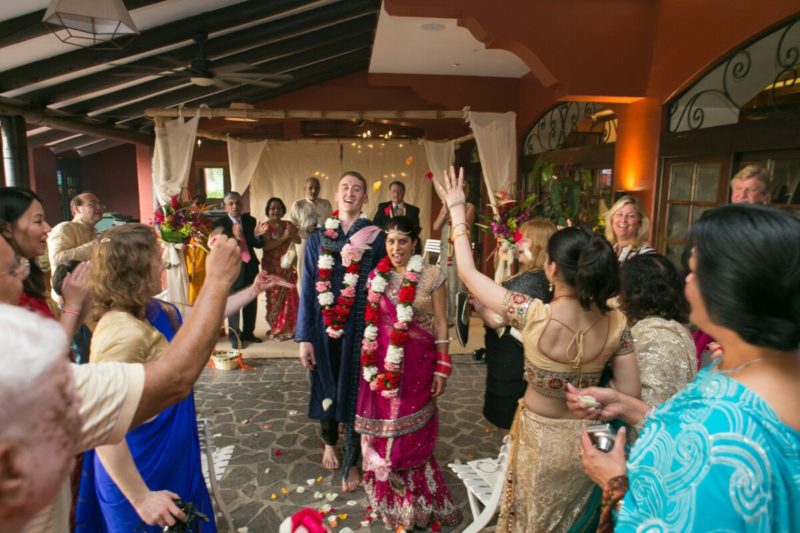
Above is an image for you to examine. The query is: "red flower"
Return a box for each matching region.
[274,449,283,457]
[376,258,392,274]
[346,262,360,274]
[170,195,179,209]
[383,205,392,216]
[365,305,380,323]
[424,171,433,181]
[431,521,442,532]
[318,269,332,281]
[398,286,416,304]
[389,330,409,346]
[331,210,339,217]
[513,230,523,243]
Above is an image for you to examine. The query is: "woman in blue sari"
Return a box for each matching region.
[568,204,800,532]
[76,224,289,531]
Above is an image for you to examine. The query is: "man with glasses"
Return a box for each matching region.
[48,192,104,269]
[47,192,104,362]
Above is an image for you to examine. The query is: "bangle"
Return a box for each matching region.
[451,228,471,241]
[451,222,469,233]
[448,200,467,210]
[62,309,81,316]
[434,339,450,345]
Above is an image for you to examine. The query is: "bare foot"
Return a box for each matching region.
[341,466,361,493]
[322,445,340,471]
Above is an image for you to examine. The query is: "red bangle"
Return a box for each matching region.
[62,309,81,316]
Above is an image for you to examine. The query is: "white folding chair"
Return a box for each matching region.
[448,436,511,532]
[198,418,235,532]
[423,238,441,264]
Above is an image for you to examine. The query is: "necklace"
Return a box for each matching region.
[361,255,423,398]
[550,293,577,302]
[717,350,782,375]
[316,210,362,338]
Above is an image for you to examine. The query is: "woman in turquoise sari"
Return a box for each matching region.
[568,204,800,532]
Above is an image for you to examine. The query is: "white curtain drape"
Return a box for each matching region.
[152,114,200,204]
[227,137,268,194]
[422,140,454,202]
[249,140,432,242]
[161,242,189,307]
[466,110,517,204]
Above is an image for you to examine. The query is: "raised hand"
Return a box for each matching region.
[254,220,270,238]
[251,271,293,294]
[61,260,91,315]
[205,235,241,288]
[442,166,466,208]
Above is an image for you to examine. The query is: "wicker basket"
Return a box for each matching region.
[209,328,242,371]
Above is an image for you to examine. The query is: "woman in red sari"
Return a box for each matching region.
[356,216,461,530]
[260,197,300,340]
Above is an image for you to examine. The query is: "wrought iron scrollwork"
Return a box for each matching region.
[523,101,616,155]
[669,18,800,132]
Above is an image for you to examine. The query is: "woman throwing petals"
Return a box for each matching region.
[355,216,461,530]
[442,167,640,532]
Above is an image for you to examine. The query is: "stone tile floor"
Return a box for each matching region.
[195,357,500,532]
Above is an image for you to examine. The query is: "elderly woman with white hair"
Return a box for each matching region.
[604,195,654,262]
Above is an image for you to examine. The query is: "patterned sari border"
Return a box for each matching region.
[356,401,436,438]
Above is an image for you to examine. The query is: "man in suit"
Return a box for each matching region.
[212,191,267,346]
[372,180,422,253]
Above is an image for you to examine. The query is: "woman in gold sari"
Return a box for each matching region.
[442,167,641,532]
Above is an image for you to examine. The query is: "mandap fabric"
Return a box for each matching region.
[355,266,461,530]
[261,221,299,339]
[294,219,385,481]
[616,365,800,532]
[75,300,214,533]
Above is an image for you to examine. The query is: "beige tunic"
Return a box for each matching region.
[47,219,97,269]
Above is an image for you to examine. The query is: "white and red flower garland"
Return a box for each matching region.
[316,210,362,338]
[361,254,424,398]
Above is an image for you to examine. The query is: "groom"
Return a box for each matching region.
[295,171,385,493]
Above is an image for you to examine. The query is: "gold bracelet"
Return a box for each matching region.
[452,228,471,241]
[451,222,470,233]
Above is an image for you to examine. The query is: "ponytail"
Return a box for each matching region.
[576,236,618,312]
[548,228,619,312]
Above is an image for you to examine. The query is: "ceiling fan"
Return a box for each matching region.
[114,33,293,89]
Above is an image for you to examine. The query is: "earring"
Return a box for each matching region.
[548,281,553,292]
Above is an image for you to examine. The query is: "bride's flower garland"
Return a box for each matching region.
[361,254,424,398]
[316,210,362,338]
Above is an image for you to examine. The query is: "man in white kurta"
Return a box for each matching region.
[286,177,332,296]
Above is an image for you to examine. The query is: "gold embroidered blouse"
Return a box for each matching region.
[501,291,634,398]
[385,264,446,334]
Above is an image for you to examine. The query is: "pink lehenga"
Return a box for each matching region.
[355,266,461,530]
[261,222,299,339]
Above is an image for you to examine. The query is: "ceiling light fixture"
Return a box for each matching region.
[42,0,138,49]
[225,102,258,123]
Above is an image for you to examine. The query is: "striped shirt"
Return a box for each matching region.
[23,362,145,533]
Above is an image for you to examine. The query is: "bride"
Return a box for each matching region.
[355,215,462,530]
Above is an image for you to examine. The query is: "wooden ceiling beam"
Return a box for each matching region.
[0,0,165,49]
[0,0,365,91]
[0,99,152,146]
[21,2,378,106]
[27,128,77,148]
[105,47,373,121]
[62,24,375,115]
[49,135,102,154]
[147,108,467,121]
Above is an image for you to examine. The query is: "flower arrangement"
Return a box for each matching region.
[152,195,211,244]
[361,255,423,398]
[475,190,538,247]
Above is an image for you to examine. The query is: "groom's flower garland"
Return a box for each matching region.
[316,210,361,338]
[361,254,424,398]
